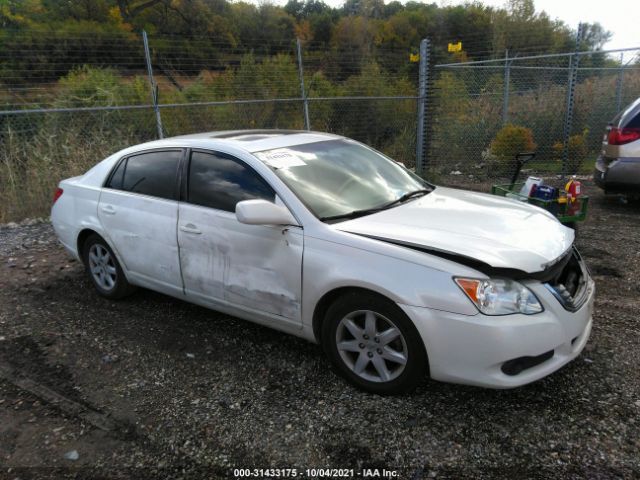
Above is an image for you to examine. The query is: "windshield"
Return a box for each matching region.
[254,139,431,220]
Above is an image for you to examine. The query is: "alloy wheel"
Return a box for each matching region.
[335,310,408,383]
[88,243,117,291]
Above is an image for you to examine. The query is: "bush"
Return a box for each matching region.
[489,124,536,173]
[56,66,130,108]
[552,130,589,174]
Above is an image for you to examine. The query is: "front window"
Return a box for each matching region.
[254,139,431,220]
[186,151,275,212]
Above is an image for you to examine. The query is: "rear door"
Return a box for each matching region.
[178,149,303,322]
[98,149,183,294]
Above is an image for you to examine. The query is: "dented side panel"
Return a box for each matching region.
[301,234,481,325]
[178,204,303,322]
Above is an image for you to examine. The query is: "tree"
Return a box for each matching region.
[309,10,334,44]
[284,0,304,19]
[580,22,611,51]
[383,1,402,19]
[342,0,384,19]
[115,0,165,23]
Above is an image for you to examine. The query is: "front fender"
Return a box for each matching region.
[301,235,479,330]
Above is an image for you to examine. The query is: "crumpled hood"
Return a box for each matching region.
[334,187,574,273]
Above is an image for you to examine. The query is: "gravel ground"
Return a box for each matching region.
[1,183,639,479]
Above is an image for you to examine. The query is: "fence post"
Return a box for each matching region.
[615,52,625,113]
[561,23,584,178]
[502,50,510,125]
[142,30,164,139]
[296,38,311,131]
[415,38,430,176]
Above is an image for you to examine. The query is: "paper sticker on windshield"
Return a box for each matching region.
[256,150,307,169]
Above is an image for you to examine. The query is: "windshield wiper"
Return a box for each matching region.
[378,189,432,210]
[319,207,387,222]
[319,188,432,222]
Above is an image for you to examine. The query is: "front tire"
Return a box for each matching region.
[82,233,135,299]
[322,292,427,395]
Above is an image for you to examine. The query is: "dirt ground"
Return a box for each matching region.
[1,182,639,479]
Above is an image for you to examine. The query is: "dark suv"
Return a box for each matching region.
[594,97,640,195]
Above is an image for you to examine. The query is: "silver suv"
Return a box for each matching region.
[594,97,640,195]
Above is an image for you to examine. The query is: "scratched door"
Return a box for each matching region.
[98,149,183,292]
[222,216,303,320]
[178,150,303,322]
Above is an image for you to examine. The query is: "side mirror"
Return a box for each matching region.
[235,199,298,226]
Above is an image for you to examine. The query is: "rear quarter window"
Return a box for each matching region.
[106,159,126,190]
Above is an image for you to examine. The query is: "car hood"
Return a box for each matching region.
[334,187,574,274]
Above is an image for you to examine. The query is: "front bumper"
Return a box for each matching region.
[400,277,595,389]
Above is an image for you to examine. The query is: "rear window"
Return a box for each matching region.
[106,150,181,200]
[625,111,640,129]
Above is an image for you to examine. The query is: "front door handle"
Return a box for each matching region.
[101,205,116,215]
[180,224,202,235]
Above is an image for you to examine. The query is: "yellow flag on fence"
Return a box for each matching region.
[448,41,462,53]
[409,53,420,63]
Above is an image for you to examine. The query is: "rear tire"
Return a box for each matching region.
[81,233,135,299]
[321,291,427,395]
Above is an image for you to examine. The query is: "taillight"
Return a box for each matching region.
[53,188,63,205]
[607,127,640,145]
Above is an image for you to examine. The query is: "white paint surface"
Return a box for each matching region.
[51,130,595,389]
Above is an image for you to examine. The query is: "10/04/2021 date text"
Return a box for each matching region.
[232,468,399,478]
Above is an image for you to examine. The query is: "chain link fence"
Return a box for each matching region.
[1,29,639,222]
[425,48,640,189]
[0,31,420,221]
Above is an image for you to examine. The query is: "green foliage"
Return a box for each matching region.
[56,66,125,108]
[0,24,138,85]
[51,66,154,135]
[312,62,416,164]
[1,0,606,83]
[490,124,537,171]
[552,130,589,174]
[306,71,336,130]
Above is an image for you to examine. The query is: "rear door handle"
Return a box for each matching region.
[180,224,202,235]
[101,205,116,215]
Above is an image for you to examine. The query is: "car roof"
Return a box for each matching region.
[131,129,343,154]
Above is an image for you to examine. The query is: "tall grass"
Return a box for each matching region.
[0,113,152,222]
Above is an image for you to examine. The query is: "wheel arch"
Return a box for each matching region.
[76,228,128,276]
[312,286,399,344]
[76,228,98,260]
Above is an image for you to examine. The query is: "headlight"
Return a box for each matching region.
[454,277,543,315]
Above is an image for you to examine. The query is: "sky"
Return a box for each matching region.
[443,0,637,52]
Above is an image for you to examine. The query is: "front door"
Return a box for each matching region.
[178,150,303,322]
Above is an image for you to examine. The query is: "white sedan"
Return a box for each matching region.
[51,130,595,394]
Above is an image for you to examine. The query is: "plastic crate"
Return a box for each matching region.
[491,183,589,223]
